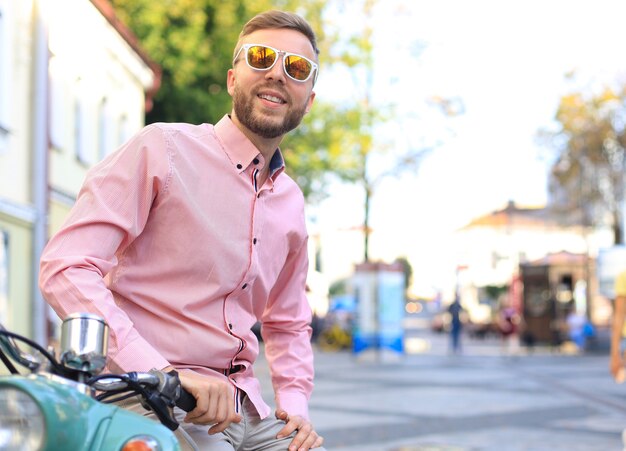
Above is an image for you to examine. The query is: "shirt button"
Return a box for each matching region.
[242,283,248,289]
[236,164,243,169]
[253,238,257,244]
[253,158,260,165]
[229,323,233,330]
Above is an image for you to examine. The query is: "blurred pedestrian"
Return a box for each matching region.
[497,303,520,356]
[610,269,626,383]
[39,10,325,451]
[448,297,464,354]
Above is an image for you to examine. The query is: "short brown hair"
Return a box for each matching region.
[235,10,319,60]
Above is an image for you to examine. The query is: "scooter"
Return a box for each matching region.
[0,312,196,450]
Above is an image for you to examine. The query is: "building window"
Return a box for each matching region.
[73,78,92,165]
[98,97,109,161]
[49,58,66,150]
[74,96,84,162]
[0,230,8,326]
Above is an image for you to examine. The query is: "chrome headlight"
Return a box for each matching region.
[0,387,46,450]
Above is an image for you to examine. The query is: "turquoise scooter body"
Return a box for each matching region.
[0,314,188,450]
[0,375,180,450]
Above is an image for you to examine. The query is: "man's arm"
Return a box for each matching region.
[39,125,170,374]
[261,237,323,449]
[262,237,313,417]
[610,294,626,381]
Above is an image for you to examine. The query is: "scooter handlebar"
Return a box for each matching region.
[175,387,196,412]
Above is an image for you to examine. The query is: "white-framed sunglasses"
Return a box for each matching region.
[233,43,318,84]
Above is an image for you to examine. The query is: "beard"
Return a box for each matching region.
[232,83,308,139]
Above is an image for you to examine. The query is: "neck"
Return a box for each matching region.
[230,114,283,162]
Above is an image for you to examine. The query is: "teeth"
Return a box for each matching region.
[259,94,284,104]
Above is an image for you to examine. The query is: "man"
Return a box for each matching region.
[610,269,626,383]
[40,10,325,451]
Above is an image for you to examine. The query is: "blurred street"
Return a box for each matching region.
[258,325,626,451]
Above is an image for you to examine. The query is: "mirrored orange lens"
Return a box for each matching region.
[247,46,276,69]
[284,55,312,81]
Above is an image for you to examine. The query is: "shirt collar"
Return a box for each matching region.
[268,148,285,179]
[214,115,285,179]
[214,115,259,172]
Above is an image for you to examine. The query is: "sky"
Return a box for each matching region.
[308,0,626,296]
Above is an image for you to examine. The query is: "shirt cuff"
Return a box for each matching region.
[276,391,310,420]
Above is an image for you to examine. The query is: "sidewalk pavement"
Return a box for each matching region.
[257,328,626,451]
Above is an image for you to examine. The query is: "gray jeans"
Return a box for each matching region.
[116,394,327,451]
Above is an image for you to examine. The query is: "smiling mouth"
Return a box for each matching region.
[258,93,287,105]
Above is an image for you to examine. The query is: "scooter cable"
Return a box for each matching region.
[96,389,140,403]
[0,330,66,375]
[90,374,153,405]
[0,346,19,374]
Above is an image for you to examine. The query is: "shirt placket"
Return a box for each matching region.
[223,157,266,409]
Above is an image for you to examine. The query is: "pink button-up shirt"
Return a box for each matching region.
[39,115,314,419]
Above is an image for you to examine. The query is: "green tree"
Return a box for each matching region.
[282,102,367,202]
[545,85,626,244]
[110,0,243,123]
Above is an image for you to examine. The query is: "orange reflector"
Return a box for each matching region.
[121,436,160,451]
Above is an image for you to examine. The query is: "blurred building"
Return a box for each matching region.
[451,200,613,330]
[0,0,159,339]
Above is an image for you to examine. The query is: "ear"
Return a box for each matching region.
[304,90,316,114]
[226,68,236,97]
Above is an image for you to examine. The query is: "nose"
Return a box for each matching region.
[265,53,286,84]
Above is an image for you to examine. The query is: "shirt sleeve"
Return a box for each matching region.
[261,236,314,419]
[39,125,171,373]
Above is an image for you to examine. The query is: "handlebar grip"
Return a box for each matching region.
[176,388,196,412]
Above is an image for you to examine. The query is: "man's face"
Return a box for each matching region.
[227,28,316,140]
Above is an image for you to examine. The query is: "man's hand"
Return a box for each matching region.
[275,409,324,451]
[176,369,242,434]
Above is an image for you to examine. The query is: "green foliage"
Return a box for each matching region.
[110,0,245,123]
[282,102,372,201]
[393,256,413,292]
[328,278,349,296]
